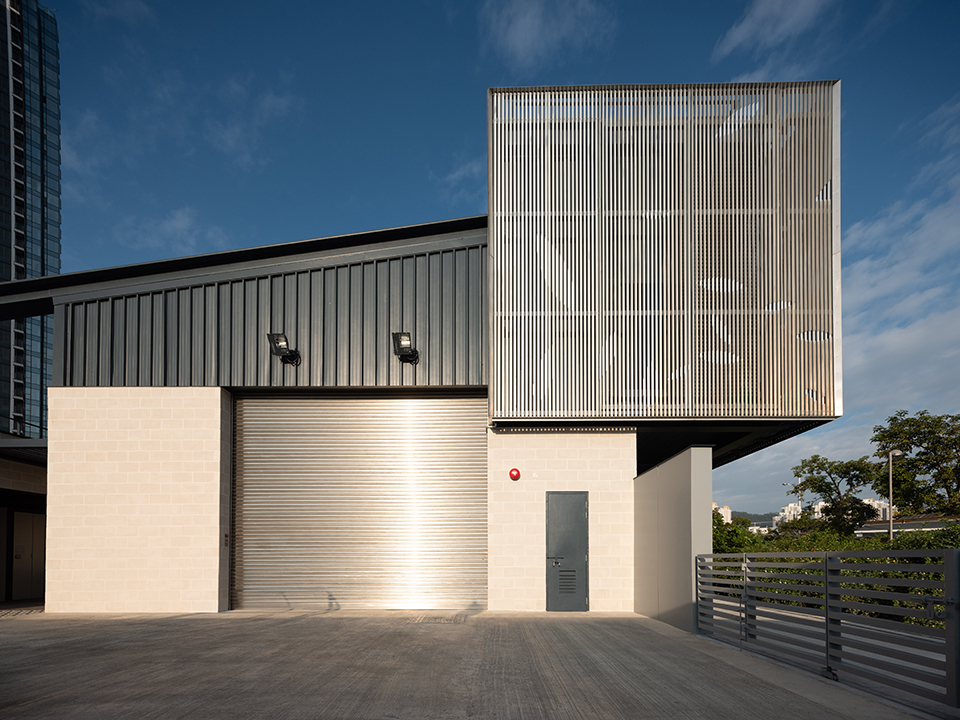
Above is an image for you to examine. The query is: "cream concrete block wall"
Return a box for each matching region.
[0,457,47,494]
[634,446,712,633]
[46,387,232,613]
[488,428,636,611]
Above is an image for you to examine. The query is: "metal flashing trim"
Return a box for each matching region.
[495,414,838,424]
[490,424,638,433]
[830,80,843,415]
[232,387,489,400]
[52,232,488,308]
[0,216,488,319]
[490,80,840,94]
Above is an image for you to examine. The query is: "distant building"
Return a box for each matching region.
[773,497,891,526]
[712,502,731,524]
[0,0,60,438]
[773,501,803,526]
[863,497,892,521]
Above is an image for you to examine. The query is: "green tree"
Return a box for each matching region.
[870,410,960,515]
[889,521,960,550]
[767,511,830,540]
[712,509,764,553]
[791,455,880,535]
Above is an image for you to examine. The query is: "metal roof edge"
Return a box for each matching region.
[489,80,841,93]
[0,215,488,299]
[0,215,488,319]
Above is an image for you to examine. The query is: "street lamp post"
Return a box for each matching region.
[889,449,904,541]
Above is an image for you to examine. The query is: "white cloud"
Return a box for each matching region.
[204,75,299,167]
[710,0,889,83]
[112,207,230,258]
[479,0,615,74]
[842,99,960,342]
[715,98,960,512]
[82,0,152,25]
[844,307,960,414]
[713,0,831,61]
[730,57,813,84]
[924,95,960,149]
[443,158,484,186]
[63,66,301,209]
[843,194,960,333]
[60,110,116,209]
[61,111,98,176]
[714,416,879,512]
[436,157,487,211]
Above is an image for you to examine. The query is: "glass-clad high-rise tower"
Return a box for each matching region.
[0,0,59,438]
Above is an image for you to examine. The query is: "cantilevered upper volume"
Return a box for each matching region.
[487,82,842,422]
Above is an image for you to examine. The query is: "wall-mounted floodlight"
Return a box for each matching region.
[267,332,301,366]
[392,332,419,365]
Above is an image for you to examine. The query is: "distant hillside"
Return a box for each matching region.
[731,511,777,523]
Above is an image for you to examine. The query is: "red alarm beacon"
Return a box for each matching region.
[509,468,521,481]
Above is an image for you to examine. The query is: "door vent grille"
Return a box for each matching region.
[559,570,577,594]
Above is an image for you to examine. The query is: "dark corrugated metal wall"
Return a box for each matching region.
[54,244,487,388]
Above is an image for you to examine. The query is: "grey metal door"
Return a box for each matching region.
[546,492,588,611]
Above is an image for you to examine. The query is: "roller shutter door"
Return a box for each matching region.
[231,393,487,609]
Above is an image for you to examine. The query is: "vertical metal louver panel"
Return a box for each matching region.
[489,82,840,421]
[231,393,488,609]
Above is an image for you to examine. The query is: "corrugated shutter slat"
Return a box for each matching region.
[232,394,488,610]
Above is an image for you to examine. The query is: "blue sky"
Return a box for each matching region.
[58,1,959,512]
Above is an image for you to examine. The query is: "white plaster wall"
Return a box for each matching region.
[0,457,46,494]
[45,387,232,613]
[487,428,636,611]
[634,446,712,633]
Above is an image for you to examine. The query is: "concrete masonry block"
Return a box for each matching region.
[552,470,580,483]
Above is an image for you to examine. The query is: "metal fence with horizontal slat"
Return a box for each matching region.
[696,550,960,707]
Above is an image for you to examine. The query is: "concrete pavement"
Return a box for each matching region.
[0,609,949,719]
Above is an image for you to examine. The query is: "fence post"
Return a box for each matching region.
[743,553,758,644]
[695,555,703,634]
[822,553,840,680]
[737,554,746,646]
[946,549,960,707]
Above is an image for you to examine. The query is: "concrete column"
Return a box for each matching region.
[634,446,712,633]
